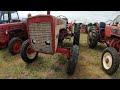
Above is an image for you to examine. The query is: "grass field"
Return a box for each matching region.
[0,33,120,79]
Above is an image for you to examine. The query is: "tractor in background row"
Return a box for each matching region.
[86,22,99,34]
[20,12,80,75]
[0,11,28,55]
[87,17,120,75]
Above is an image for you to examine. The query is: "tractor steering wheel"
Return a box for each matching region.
[57,15,68,24]
[57,15,67,19]
[105,20,114,25]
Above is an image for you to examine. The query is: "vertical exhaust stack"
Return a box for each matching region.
[47,11,50,15]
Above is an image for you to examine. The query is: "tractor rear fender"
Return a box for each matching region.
[105,26,112,37]
[8,29,28,40]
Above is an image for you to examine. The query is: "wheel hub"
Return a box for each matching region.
[26,46,37,59]
[105,58,109,63]
[12,41,21,53]
[103,52,112,69]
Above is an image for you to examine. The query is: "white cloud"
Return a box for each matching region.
[18,11,120,24]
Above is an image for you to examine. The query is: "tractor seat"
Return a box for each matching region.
[99,22,106,30]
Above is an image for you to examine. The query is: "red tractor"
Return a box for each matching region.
[0,11,28,55]
[87,19,120,75]
[20,14,80,75]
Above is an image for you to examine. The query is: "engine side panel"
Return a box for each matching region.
[55,18,67,51]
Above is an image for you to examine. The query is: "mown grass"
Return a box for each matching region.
[0,33,120,79]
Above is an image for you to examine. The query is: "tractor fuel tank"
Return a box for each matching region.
[105,25,120,37]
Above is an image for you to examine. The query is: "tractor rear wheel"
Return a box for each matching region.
[20,39,38,64]
[67,23,80,75]
[87,26,93,34]
[8,37,22,55]
[101,47,119,75]
[87,29,99,48]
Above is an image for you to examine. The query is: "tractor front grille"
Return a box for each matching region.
[28,22,52,53]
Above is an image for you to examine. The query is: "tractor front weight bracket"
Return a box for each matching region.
[56,48,71,60]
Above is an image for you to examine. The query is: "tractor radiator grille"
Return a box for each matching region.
[28,22,52,53]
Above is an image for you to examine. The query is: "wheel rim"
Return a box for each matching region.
[12,40,21,53]
[103,52,112,69]
[26,46,37,59]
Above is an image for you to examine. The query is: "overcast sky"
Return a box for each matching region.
[18,11,120,24]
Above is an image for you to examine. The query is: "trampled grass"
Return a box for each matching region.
[0,33,120,79]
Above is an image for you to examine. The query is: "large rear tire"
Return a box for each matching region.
[101,47,119,75]
[8,37,22,55]
[20,39,38,64]
[87,29,99,48]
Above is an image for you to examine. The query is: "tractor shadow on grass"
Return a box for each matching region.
[65,54,92,79]
[94,44,107,52]
[24,56,46,72]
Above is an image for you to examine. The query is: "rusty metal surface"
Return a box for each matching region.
[28,22,52,53]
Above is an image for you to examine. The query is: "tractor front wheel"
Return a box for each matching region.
[8,37,22,55]
[67,45,79,75]
[20,39,38,64]
[101,47,119,75]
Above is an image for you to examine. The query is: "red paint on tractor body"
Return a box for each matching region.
[0,22,27,48]
[97,24,120,56]
[56,48,70,60]
[12,40,21,53]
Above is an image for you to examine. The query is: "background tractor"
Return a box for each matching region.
[20,12,80,75]
[0,11,28,55]
[87,16,120,75]
[86,22,99,34]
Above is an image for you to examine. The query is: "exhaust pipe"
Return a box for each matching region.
[47,11,50,15]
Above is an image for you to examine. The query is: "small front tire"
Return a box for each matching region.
[20,39,38,64]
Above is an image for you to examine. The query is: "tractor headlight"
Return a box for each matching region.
[45,40,50,45]
[5,30,8,34]
[32,39,36,44]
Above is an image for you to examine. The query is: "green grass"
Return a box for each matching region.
[0,33,120,79]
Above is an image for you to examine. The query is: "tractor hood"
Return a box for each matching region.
[0,11,17,14]
[113,15,120,23]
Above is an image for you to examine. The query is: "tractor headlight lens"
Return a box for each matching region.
[45,40,50,45]
[5,30,8,34]
[32,39,36,44]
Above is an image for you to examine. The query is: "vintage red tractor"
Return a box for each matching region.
[87,20,120,75]
[0,11,28,55]
[20,14,80,75]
